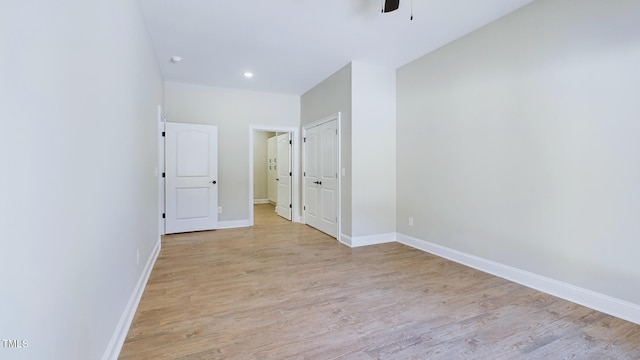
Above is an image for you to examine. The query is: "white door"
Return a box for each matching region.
[318,121,338,236]
[304,126,320,229]
[276,133,292,220]
[304,119,338,237]
[165,122,218,234]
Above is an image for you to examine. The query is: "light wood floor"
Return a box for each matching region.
[120,204,640,359]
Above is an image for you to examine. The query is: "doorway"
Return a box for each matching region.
[249,126,300,226]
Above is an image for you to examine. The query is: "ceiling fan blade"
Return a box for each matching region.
[383,0,400,13]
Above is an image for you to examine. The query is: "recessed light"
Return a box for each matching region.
[243,72,254,79]
[170,56,182,63]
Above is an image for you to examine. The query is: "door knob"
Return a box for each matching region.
[211,180,217,184]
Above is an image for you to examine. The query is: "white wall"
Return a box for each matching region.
[253,131,274,201]
[397,0,640,308]
[0,0,163,358]
[301,64,353,236]
[301,62,397,242]
[351,62,396,239]
[164,82,300,222]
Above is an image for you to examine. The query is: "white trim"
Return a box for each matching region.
[338,232,395,247]
[339,233,352,247]
[218,219,251,229]
[301,113,341,239]
[396,233,640,325]
[350,232,396,247]
[253,198,270,204]
[248,125,301,226]
[102,239,161,360]
[157,106,165,237]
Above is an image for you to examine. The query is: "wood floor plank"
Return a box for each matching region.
[119,204,640,359]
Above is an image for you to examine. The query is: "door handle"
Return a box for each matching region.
[211,180,217,184]
[314,181,322,185]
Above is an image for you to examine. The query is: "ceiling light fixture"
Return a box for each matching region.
[243,72,254,79]
[170,56,182,63]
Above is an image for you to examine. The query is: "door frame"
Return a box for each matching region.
[157,105,165,237]
[248,125,300,226]
[302,113,341,239]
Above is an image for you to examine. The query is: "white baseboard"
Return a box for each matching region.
[102,238,161,360]
[396,233,640,325]
[350,232,396,247]
[218,219,251,229]
[338,232,396,247]
[339,233,352,247]
[253,199,270,204]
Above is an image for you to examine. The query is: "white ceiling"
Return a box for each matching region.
[139,0,534,95]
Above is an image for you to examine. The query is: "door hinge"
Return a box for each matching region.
[162,131,165,137]
[162,213,165,219]
[303,172,306,177]
[289,140,292,145]
[303,137,306,142]
[289,204,292,208]
[289,172,292,176]
[162,172,165,178]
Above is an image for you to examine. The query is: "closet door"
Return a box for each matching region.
[304,119,338,237]
[317,120,337,237]
[304,126,321,229]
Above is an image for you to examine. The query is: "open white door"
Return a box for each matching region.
[165,122,218,234]
[303,119,338,237]
[276,133,292,220]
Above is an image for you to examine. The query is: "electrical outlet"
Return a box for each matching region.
[136,249,140,265]
[408,217,414,227]
[218,206,222,214]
